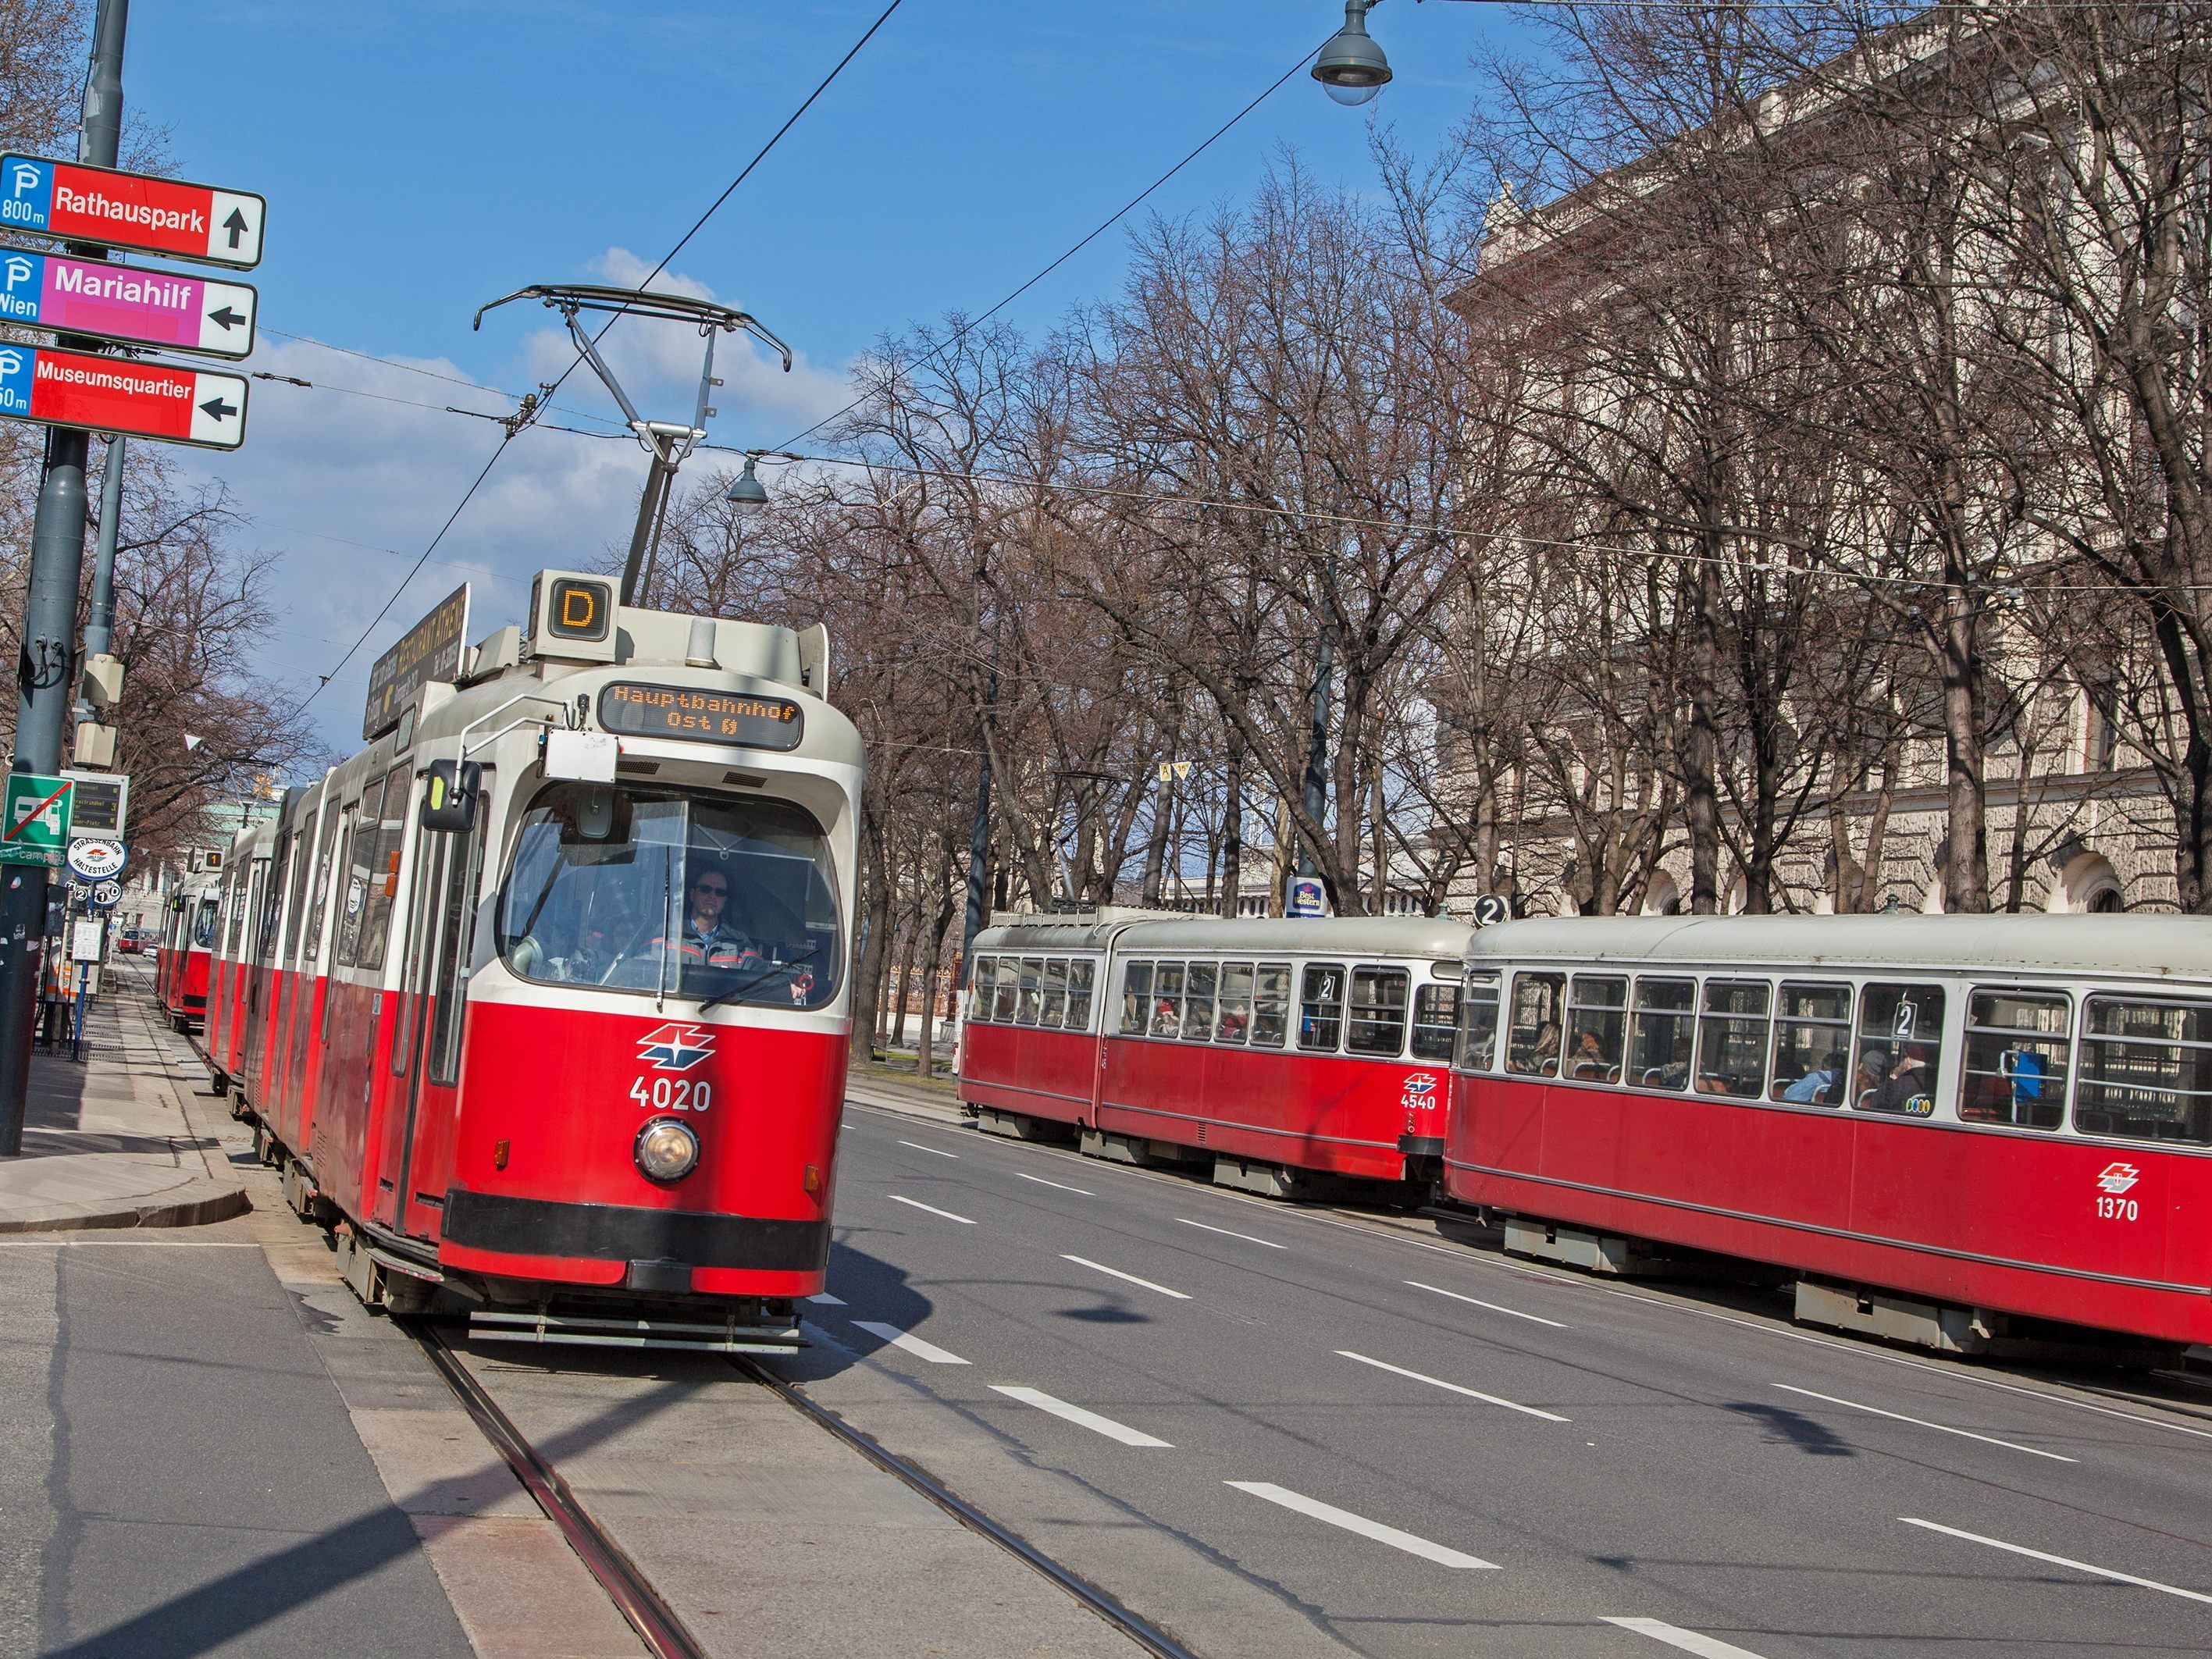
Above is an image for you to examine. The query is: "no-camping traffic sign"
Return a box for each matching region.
[0,344,246,450]
[0,774,72,867]
[0,250,256,358]
[0,155,265,269]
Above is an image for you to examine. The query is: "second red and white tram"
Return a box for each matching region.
[201,568,862,1349]
[1447,915,2212,1353]
[961,914,1471,1194]
[155,871,221,1033]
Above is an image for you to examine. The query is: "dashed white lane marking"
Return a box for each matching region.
[889,1194,975,1225]
[805,1292,846,1305]
[991,1386,1174,1447]
[1017,1172,1094,1195]
[1900,1518,2212,1605]
[1405,1279,1568,1328]
[1775,1385,2076,1462]
[1226,1482,1498,1569]
[1062,1254,1191,1300]
[1337,1349,1570,1422]
[1177,1217,1284,1249]
[899,1139,960,1159]
[853,1322,971,1365]
[1601,1617,1772,1657]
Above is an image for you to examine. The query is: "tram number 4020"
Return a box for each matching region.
[2094,1194,2139,1222]
[630,1077,712,1114]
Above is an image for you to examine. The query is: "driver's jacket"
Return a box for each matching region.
[654,922,764,970]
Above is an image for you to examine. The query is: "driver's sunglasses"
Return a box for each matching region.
[693,882,728,898]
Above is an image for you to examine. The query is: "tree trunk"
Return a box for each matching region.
[1220,726,1244,917]
[1683,558,1722,912]
[1936,585,1992,912]
[849,809,894,1065]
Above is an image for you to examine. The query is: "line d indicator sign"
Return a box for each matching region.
[0,344,246,450]
[1,155,265,270]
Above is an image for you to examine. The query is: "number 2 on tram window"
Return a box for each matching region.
[2095,1194,2139,1222]
[1893,999,1918,1039]
[629,1076,713,1113]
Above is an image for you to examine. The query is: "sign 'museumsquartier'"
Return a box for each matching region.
[0,344,247,450]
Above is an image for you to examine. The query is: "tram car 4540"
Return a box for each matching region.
[201,569,862,1352]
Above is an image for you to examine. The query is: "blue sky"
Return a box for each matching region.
[116,1,1532,753]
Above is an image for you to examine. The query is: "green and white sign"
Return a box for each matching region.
[0,774,73,866]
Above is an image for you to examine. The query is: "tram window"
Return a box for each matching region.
[2075,997,2212,1145]
[192,897,219,951]
[1565,975,1627,1082]
[304,800,344,966]
[1183,962,1219,1041]
[1458,973,1501,1070]
[354,765,413,974]
[1016,958,1045,1027]
[1251,963,1291,1047]
[1066,959,1096,1031]
[427,813,483,1088]
[1626,977,1694,1090]
[279,828,312,963]
[1347,967,1410,1056]
[990,956,1020,1022]
[1215,961,1255,1044]
[223,865,249,956]
[1298,964,1346,1052]
[1960,990,2068,1130]
[1041,959,1070,1027]
[964,958,990,1021]
[1412,984,1459,1062]
[1505,972,1565,1077]
[1851,982,1946,1117]
[1697,980,1771,1098]
[1120,962,1153,1034]
[1769,981,1852,1105]
[1150,963,1186,1038]
[497,784,843,1009]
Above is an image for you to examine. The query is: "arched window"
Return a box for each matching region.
[2087,885,2124,913]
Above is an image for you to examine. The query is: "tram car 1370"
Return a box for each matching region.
[1448,915,2212,1356]
[205,569,861,1351]
[155,870,221,1034]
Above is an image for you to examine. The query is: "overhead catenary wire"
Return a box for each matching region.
[295,0,910,710]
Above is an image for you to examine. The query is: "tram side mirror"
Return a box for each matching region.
[419,760,483,834]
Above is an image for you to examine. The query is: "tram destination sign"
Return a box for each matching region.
[363,583,470,742]
[2,155,265,269]
[0,344,247,450]
[598,683,804,752]
[0,251,257,358]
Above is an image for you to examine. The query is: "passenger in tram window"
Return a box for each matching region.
[1570,1028,1606,1079]
[1119,962,1153,1034]
[1852,1047,1892,1109]
[1655,1035,1692,1090]
[1781,1051,1847,1104]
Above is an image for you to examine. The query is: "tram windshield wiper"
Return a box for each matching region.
[694,942,825,1015]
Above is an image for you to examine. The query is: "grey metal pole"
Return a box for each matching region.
[84,437,123,660]
[0,0,127,1154]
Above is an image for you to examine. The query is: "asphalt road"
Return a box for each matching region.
[776,1101,2212,1659]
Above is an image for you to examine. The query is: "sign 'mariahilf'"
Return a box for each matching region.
[0,250,256,358]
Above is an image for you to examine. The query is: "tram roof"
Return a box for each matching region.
[1468,913,2212,979]
[976,912,1476,959]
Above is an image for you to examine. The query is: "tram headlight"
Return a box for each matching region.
[634,1117,700,1183]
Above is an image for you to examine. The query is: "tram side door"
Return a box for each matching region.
[379,784,485,1240]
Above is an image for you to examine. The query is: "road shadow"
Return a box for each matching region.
[1721,1399,1856,1454]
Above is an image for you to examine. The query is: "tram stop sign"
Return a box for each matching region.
[0,774,73,867]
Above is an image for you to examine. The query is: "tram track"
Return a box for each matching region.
[729,1355,1202,1659]
[405,1310,1195,1659]
[405,1320,710,1659]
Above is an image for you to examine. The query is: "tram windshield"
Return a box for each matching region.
[191,899,219,949]
[498,783,840,1010]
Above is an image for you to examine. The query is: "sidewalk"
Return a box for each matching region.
[0,958,248,1233]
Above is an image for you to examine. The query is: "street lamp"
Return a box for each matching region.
[727,454,769,515]
[1313,0,1391,105]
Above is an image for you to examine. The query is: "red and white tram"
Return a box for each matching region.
[155,871,221,1032]
[961,914,1470,1195]
[202,569,861,1349]
[1447,915,2212,1354]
